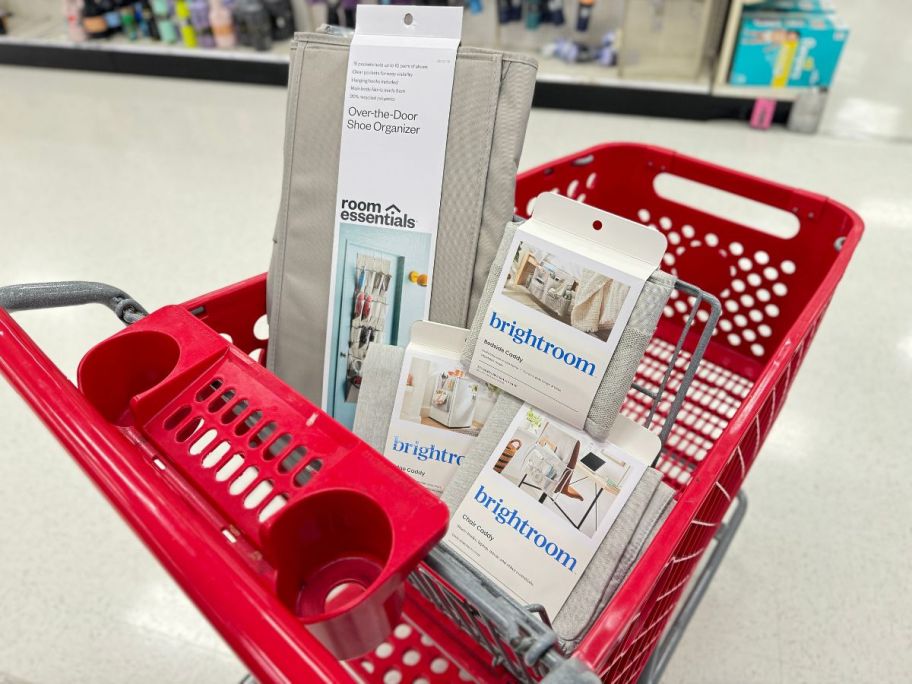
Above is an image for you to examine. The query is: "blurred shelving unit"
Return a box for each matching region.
[0,0,808,123]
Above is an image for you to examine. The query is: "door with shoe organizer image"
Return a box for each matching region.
[329,224,431,428]
[495,408,635,538]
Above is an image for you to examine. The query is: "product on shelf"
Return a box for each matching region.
[262,0,295,40]
[596,30,617,66]
[546,0,565,26]
[150,0,179,42]
[342,0,356,30]
[496,0,511,23]
[576,0,594,32]
[82,0,112,38]
[100,0,122,33]
[525,0,541,29]
[209,0,237,47]
[174,0,198,46]
[119,0,139,39]
[730,10,849,88]
[64,0,88,41]
[234,0,272,51]
[546,37,592,63]
[325,0,342,27]
[136,0,161,39]
[189,0,216,46]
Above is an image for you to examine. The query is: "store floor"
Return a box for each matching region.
[1,5,911,681]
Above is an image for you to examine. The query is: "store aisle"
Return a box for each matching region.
[1,56,910,684]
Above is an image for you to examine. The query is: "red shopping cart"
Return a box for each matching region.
[0,143,862,683]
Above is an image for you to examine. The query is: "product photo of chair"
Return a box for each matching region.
[517,424,623,531]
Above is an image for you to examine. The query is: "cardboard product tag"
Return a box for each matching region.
[468,193,667,429]
[445,404,659,617]
[323,6,463,427]
[384,322,498,495]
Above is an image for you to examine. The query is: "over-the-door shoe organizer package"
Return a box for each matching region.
[267,30,538,404]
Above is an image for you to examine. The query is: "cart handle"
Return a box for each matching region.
[0,281,147,324]
[0,305,352,683]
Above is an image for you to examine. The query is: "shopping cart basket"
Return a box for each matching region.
[0,143,862,683]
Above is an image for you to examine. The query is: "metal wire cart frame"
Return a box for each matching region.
[0,142,863,683]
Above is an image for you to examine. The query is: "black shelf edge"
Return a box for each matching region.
[533,80,792,122]
[0,41,290,85]
[0,41,792,122]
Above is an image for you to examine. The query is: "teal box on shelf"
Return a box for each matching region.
[729,11,849,88]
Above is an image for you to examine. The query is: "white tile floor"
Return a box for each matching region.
[1,1,911,681]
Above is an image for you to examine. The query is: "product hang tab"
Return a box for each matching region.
[468,192,667,429]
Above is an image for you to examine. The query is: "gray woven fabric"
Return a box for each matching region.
[438,393,674,649]
[461,222,675,440]
[267,31,537,403]
[601,479,675,609]
[553,469,662,648]
[351,345,405,452]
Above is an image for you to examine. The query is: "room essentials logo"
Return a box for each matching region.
[340,199,416,229]
[473,484,577,571]
[488,311,597,377]
[391,436,464,465]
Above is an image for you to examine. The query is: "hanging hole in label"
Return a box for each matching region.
[592,220,603,231]
[403,12,413,25]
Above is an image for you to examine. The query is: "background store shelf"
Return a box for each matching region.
[0,8,793,122]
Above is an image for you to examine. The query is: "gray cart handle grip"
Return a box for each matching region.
[0,281,147,325]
